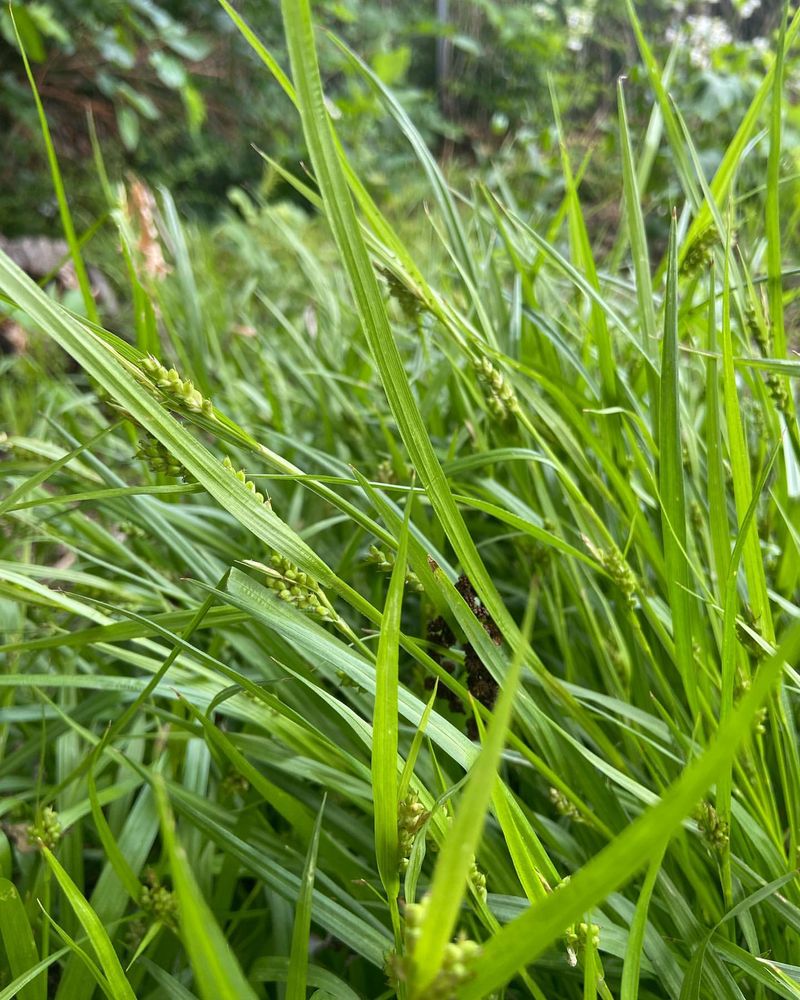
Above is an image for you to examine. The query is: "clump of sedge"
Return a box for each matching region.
[379,265,424,321]
[599,544,637,610]
[680,227,717,277]
[565,920,601,968]
[694,800,729,853]
[140,869,178,929]
[549,786,582,821]
[220,769,250,800]
[222,455,270,507]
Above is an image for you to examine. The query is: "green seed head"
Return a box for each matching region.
[28,806,61,850]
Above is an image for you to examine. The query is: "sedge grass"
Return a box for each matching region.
[1,5,800,1000]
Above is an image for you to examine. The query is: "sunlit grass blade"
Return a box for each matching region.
[0,250,345,597]
[767,6,789,362]
[550,79,615,408]
[617,77,659,428]
[719,207,774,639]
[276,0,526,658]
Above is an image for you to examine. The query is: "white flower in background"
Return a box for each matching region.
[682,15,733,70]
[566,0,596,52]
[739,0,762,18]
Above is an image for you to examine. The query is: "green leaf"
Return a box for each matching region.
[152,776,259,1000]
[373,499,411,900]
[9,10,98,324]
[617,77,659,430]
[41,847,137,1000]
[411,587,537,995]
[659,211,697,713]
[87,753,142,905]
[287,798,326,1000]
[458,620,800,998]
[276,0,526,670]
[0,879,45,1000]
[620,846,664,1000]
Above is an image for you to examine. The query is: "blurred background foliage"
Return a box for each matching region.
[0,0,794,241]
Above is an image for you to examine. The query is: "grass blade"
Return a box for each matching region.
[287,798,326,1000]
[410,587,537,995]
[41,847,137,1000]
[0,879,45,1000]
[659,211,697,714]
[153,776,259,1000]
[9,12,98,324]
[373,500,411,903]
[459,620,800,998]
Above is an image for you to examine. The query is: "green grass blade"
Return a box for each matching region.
[410,588,536,995]
[0,879,45,1000]
[551,79,616,407]
[767,6,789,361]
[617,77,659,428]
[153,776,259,1000]
[620,846,664,1000]
[0,250,343,596]
[87,753,142,904]
[373,500,410,901]
[9,12,98,325]
[459,621,800,999]
[720,211,772,636]
[626,0,800,262]
[39,909,115,1000]
[276,0,526,661]
[0,949,69,1000]
[659,211,697,714]
[287,798,326,1000]
[704,266,730,589]
[41,847,137,1000]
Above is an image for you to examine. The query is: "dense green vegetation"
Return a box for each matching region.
[3,1,800,998]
